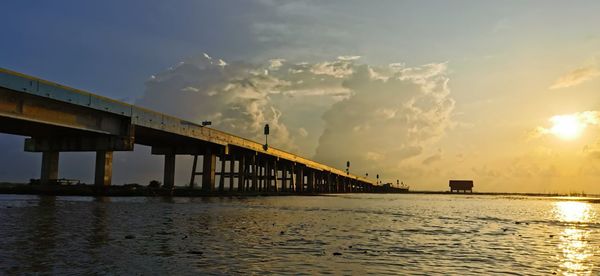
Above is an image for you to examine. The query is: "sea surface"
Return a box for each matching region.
[1,193,599,275]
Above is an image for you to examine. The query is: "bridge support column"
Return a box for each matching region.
[202,150,216,192]
[318,173,322,192]
[190,155,198,188]
[295,166,303,193]
[41,151,59,185]
[238,155,245,192]
[94,151,113,186]
[251,156,258,192]
[273,160,278,193]
[264,159,271,192]
[229,154,235,192]
[333,175,337,192]
[346,178,351,193]
[218,154,226,193]
[163,153,176,189]
[281,164,288,192]
[307,170,314,192]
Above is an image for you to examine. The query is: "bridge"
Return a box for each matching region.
[0,68,380,194]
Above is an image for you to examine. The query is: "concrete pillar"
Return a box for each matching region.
[282,164,288,192]
[41,151,59,185]
[307,170,314,192]
[295,167,303,193]
[290,165,295,192]
[218,154,226,192]
[332,176,337,193]
[264,159,271,192]
[273,160,278,193]
[238,155,245,192]
[202,149,216,192]
[258,161,263,192]
[229,154,235,192]
[94,151,113,186]
[190,155,198,188]
[251,156,258,191]
[163,153,176,189]
[246,156,251,191]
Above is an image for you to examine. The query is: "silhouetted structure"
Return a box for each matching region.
[449,180,473,193]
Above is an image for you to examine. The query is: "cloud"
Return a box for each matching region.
[422,150,443,165]
[549,66,600,89]
[138,54,297,150]
[137,54,455,183]
[313,61,455,176]
[297,127,308,137]
[337,55,361,61]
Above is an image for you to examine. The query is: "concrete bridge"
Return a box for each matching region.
[0,68,379,194]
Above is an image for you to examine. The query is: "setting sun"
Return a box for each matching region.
[550,114,586,140]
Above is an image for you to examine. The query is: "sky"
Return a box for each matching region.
[1,0,600,193]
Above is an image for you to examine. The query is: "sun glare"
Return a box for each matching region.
[550,115,585,140]
[554,201,592,223]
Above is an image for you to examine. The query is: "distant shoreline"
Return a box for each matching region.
[0,182,596,198]
[405,190,597,198]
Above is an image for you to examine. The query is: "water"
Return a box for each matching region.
[0,194,599,275]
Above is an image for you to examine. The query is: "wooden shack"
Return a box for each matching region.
[449,180,473,193]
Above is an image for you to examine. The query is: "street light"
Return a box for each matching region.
[376,174,379,184]
[346,161,350,175]
[263,124,269,150]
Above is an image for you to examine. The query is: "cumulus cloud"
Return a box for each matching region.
[550,66,600,89]
[313,62,455,175]
[138,54,455,182]
[138,54,297,150]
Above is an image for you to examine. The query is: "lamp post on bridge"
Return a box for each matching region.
[346,161,350,175]
[263,124,269,151]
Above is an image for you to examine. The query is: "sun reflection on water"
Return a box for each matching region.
[554,201,595,275]
[555,201,592,223]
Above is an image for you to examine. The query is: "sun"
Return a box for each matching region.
[549,114,585,140]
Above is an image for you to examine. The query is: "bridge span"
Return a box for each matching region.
[0,68,380,194]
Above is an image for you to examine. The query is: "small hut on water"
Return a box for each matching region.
[449,180,473,193]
